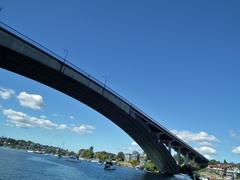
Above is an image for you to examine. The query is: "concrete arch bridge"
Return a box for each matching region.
[0,22,208,174]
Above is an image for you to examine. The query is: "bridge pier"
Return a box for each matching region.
[168,141,172,154]
[156,132,164,144]
[184,153,189,165]
[177,148,182,165]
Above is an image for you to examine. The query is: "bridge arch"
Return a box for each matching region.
[0,23,208,174]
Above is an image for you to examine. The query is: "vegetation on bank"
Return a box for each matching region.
[0,136,76,156]
[144,160,157,171]
[78,147,117,162]
[208,159,240,167]
[194,159,240,180]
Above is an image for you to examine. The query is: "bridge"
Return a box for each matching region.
[0,22,208,174]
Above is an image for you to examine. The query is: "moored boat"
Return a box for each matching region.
[66,155,80,163]
[104,161,116,170]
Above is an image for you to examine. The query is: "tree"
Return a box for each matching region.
[209,159,220,165]
[95,151,116,161]
[78,149,86,157]
[129,160,139,167]
[223,159,227,164]
[116,152,125,161]
[81,150,94,159]
[189,160,201,171]
[78,147,94,159]
[144,160,157,171]
[89,146,94,153]
[95,151,109,161]
[108,153,116,160]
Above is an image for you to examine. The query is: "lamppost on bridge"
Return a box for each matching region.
[60,49,68,72]
[63,49,68,63]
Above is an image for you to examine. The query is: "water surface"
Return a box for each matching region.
[0,148,191,180]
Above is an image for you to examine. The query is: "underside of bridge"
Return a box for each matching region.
[0,25,208,174]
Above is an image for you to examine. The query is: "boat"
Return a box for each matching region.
[33,151,42,154]
[104,161,117,170]
[135,165,144,170]
[91,159,98,163]
[66,155,80,163]
[144,169,153,173]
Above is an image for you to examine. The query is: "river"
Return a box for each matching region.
[0,148,192,180]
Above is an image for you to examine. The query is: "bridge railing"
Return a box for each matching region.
[0,21,207,163]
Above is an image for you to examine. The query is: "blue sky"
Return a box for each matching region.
[0,0,240,162]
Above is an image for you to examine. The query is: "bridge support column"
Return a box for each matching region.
[177,148,181,165]
[193,156,197,162]
[168,141,172,154]
[156,132,163,144]
[184,153,189,165]
[145,122,151,133]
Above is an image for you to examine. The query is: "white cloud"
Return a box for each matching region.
[69,115,75,120]
[131,141,138,146]
[0,87,15,100]
[232,147,240,155]
[71,125,95,134]
[198,141,214,147]
[171,130,218,143]
[17,92,43,110]
[3,109,57,129]
[194,146,217,159]
[2,108,95,135]
[172,130,219,159]
[57,124,68,130]
[195,146,217,155]
[203,154,211,160]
